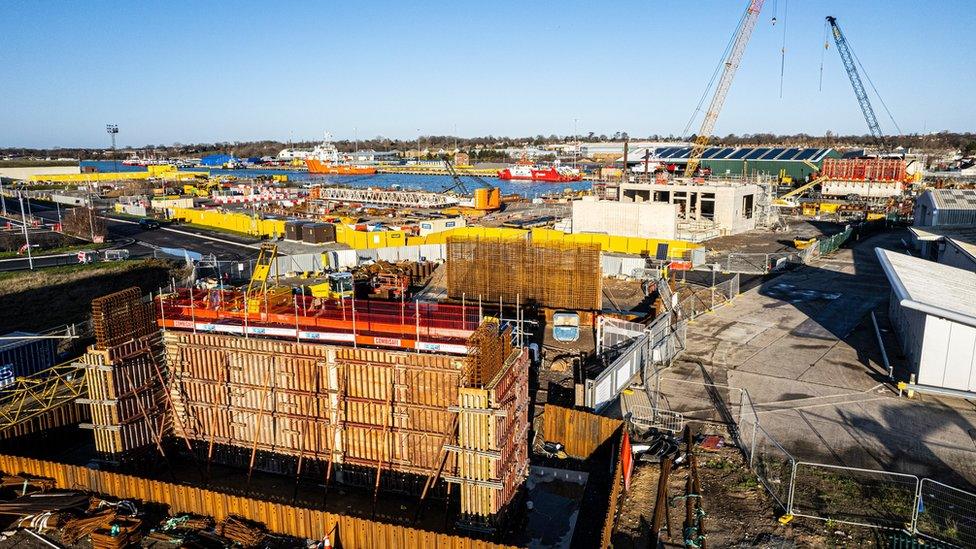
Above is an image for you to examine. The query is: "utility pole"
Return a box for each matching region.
[18,192,33,270]
[573,118,579,169]
[106,124,119,172]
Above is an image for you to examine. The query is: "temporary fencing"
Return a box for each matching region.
[915,479,976,547]
[648,376,976,545]
[675,274,739,321]
[790,463,919,531]
[0,454,517,549]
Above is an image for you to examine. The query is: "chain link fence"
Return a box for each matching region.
[648,376,976,545]
[675,274,739,321]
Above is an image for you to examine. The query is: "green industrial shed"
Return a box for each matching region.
[624,146,841,182]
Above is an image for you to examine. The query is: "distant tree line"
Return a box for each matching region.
[4,131,976,160]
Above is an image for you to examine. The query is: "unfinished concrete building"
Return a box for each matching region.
[617,179,763,238]
[571,197,678,240]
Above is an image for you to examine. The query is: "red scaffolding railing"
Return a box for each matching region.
[156,288,486,353]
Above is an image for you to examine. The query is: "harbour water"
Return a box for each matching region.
[80,161,591,198]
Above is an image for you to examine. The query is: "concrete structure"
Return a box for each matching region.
[914,188,976,227]
[0,165,81,181]
[910,226,976,273]
[616,180,759,236]
[877,248,976,398]
[571,197,677,240]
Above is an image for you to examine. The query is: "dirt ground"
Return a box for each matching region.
[612,426,884,548]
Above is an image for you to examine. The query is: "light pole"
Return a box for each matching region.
[106,124,119,172]
[573,118,579,169]
[18,192,33,270]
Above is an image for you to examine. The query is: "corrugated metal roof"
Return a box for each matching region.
[876,248,976,327]
[621,146,833,163]
[930,188,976,211]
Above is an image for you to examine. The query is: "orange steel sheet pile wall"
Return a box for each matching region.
[446,236,602,310]
[821,157,908,182]
[447,321,530,525]
[541,404,622,460]
[0,454,517,549]
[80,289,168,455]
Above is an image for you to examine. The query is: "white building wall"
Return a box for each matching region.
[0,166,81,180]
[918,315,976,393]
[889,291,926,373]
[571,199,677,240]
[821,180,902,198]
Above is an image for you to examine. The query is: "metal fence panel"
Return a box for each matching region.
[790,462,919,530]
[915,479,976,547]
[753,424,795,512]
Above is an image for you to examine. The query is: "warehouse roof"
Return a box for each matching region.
[910,226,976,264]
[621,146,835,164]
[927,188,976,211]
[876,248,976,327]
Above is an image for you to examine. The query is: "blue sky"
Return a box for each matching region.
[2,1,973,148]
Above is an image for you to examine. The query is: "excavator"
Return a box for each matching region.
[441,158,501,212]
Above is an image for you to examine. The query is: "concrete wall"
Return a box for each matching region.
[617,182,757,236]
[571,198,677,240]
[0,166,80,181]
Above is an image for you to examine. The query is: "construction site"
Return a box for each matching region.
[1,1,976,548]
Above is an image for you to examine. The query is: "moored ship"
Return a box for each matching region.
[497,164,582,182]
[304,133,377,175]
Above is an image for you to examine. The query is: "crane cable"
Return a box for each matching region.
[778,0,788,99]
[681,5,749,138]
[849,44,903,135]
[818,19,828,92]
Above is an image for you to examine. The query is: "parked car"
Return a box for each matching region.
[139,218,160,230]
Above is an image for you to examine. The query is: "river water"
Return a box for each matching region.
[80,160,591,198]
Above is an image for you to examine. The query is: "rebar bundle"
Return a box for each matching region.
[446,236,602,310]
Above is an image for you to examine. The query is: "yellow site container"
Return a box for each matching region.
[866,212,885,221]
[819,203,840,214]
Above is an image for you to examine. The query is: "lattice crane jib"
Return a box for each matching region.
[826,16,885,150]
[684,0,766,178]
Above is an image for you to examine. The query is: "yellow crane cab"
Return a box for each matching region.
[310,272,354,300]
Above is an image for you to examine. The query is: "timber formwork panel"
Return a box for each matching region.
[446,236,602,311]
[164,331,467,474]
[82,288,168,456]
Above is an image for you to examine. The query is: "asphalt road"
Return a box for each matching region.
[0,196,261,269]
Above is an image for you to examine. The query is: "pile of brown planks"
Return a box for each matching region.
[80,288,169,455]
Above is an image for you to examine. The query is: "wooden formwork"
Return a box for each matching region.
[446,236,602,310]
[447,343,530,525]
[164,331,466,475]
[0,453,518,549]
[80,288,168,455]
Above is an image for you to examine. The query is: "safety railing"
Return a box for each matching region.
[675,274,739,321]
[648,376,976,546]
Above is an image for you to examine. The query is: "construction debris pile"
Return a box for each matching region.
[446,235,603,310]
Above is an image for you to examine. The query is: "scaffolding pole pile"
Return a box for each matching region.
[79,288,169,456]
[446,235,602,310]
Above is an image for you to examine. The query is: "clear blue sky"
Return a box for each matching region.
[2,0,973,148]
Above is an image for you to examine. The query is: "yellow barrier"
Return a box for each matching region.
[170,208,285,237]
[29,166,209,183]
[170,206,701,256]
